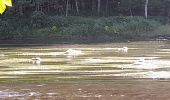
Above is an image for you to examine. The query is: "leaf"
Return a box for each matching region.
[0,0,6,14]
[0,0,12,14]
[2,0,12,6]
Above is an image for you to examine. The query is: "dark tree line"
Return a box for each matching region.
[3,0,170,18]
[1,0,170,40]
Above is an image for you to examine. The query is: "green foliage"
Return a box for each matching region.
[0,19,14,39]
[148,16,167,24]
[53,16,160,40]
[48,16,95,27]
[152,25,170,35]
[2,0,170,18]
[31,11,47,28]
[0,0,170,42]
[0,16,163,41]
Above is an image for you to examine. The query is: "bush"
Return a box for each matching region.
[0,20,14,39]
[0,15,162,41]
[152,25,170,35]
[48,16,96,27]
[148,16,167,24]
[49,16,161,40]
[58,23,107,37]
[106,17,160,37]
[31,11,47,28]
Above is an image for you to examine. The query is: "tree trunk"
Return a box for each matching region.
[66,0,69,16]
[75,0,79,14]
[47,2,50,12]
[105,0,109,16]
[92,0,96,15]
[36,1,40,11]
[81,0,85,13]
[145,0,148,19]
[97,0,101,14]
[130,8,133,17]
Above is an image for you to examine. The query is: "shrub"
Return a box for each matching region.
[50,16,160,40]
[0,15,162,41]
[31,11,47,28]
[0,20,14,39]
[106,17,160,36]
[48,16,96,27]
[152,25,170,35]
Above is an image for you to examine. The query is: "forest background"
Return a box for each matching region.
[1,0,170,43]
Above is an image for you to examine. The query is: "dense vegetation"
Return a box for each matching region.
[1,0,170,43]
[3,0,170,17]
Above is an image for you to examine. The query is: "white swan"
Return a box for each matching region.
[118,47,128,52]
[32,57,41,65]
[64,49,82,56]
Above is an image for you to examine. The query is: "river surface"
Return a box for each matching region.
[0,41,170,100]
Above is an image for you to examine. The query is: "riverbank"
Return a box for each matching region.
[0,34,169,44]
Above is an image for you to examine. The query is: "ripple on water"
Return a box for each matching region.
[0,91,25,99]
[29,92,41,97]
[1,41,170,82]
[113,71,170,79]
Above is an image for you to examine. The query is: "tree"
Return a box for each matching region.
[1,0,170,17]
[145,0,148,18]
[97,0,101,14]
[0,0,12,14]
[66,0,69,16]
[75,0,79,14]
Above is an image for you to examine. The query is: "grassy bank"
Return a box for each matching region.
[0,12,168,43]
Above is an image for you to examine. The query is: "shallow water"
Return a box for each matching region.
[1,41,170,99]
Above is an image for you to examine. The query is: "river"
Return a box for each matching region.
[0,41,170,100]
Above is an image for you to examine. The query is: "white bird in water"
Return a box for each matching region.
[64,49,82,56]
[103,47,128,52]
[32,57,41,65]
[118,47,128,53]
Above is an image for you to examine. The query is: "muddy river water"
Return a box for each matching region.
[0,41,170,100]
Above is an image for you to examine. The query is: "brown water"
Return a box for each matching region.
[0,41,170,100]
